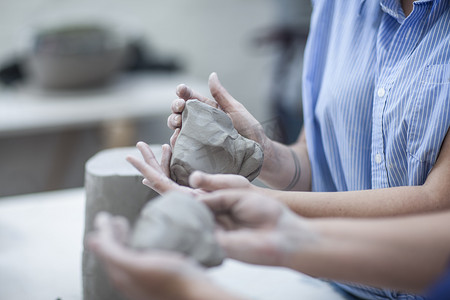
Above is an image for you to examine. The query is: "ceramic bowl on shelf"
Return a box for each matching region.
[26,24,127,90]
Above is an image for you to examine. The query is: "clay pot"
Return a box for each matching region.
[26,24,126,89]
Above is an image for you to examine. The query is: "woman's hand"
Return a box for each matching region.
[199,189,312,267]
[126,141,253,195]
[168,72,269,149]
[167,72,312,191]
[86,212,231,300]
[126,142,195,195]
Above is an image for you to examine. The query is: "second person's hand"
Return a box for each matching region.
[87,212,246,300]
[126,141,253,195]
[199,189,314,267]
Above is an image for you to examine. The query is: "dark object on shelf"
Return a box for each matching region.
[123,39,183,73]
[26,24,127,89]
[0,58,24,86]
[0,25,183,89]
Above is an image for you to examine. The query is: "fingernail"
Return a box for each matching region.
[176,100,183,111]
[177,84,192,99]
[176,84,185,93]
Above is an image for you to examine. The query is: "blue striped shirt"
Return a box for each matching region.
[302,0,449,299]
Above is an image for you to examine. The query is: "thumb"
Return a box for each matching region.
[208,72,240,112]
[189,171,250,191]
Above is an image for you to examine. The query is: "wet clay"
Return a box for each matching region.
[129,191,225,267]
[170,100,264,186]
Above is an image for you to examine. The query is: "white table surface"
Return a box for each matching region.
[0,188,345,300]
[0,73,206,137]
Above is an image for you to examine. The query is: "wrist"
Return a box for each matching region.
[241,122,279,181]
[258,140,294,188]
[258,137,278,175]
[278,215,321,269]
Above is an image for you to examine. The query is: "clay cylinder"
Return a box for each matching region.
[82,146,161,300]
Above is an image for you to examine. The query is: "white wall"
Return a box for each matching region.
[0,0,290,121]
[0,0,311,196]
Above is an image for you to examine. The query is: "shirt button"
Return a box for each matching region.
[375,153,383,164]
[377,87,386,98]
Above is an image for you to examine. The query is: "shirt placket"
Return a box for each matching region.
[371,80,390,188]
[371,4,429,189]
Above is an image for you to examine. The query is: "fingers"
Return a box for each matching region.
[189,171,250,192]
[142,178,151,186]
[169,75,232,132]
[126,142,198,195]
[214,214,239,231]
[216,230,253,257]
[167,113,182,130]
[127,155,171,194]
[176,84,194,100]
[171,99,185,114]
[136,142,161,169]
[88,216,145,281]
[170,128,180,149]
[176,84,219,108]
[111,216,131,245]
[160,144,172,177]
[198,190,243,214]
[89,213,173,267]
[88,212,127,263]
[88,212,205,300]
[199,189,284,228]
[168,99,184,130]
[208,72,238,112]
[126,142,174,194]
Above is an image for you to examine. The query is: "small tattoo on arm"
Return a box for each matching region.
[283,149,301,191]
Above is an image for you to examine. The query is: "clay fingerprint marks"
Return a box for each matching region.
[170,99,264,185]
[129,191,225,267]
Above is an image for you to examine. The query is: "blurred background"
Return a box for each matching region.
[0,0,312,197]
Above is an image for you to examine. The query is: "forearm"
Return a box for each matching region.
[283,212,450,294]
[261,183,450,218]
[258,128,311,191]
[266,128,450,218]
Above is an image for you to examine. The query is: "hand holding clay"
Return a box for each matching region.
[127,142,253,194]
[199,189,306,267]
[170,100,264,186]
[129,191,226,267]
[168,72,268,149]
[87,212,215,300]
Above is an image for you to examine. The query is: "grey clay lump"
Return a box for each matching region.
[129,191,225,267]
[170,99,264,186]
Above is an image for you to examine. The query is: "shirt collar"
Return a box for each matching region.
[379,0,438,23]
